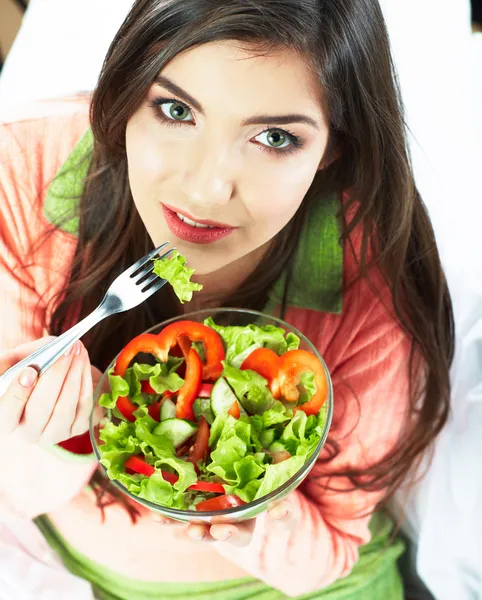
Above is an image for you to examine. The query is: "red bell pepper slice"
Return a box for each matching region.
[241,348,281,398]
[242,348,327,416]
[124,455,155,476]
[124,456,225,493]
[176,348,202,420]
[195,494,245,512]
[147,401,161,422]
[58,431,93,455]
[189,481,225,494]
[157,321,225,381]
[198,383,214,398]
[275,349,327,416]
[116,396,137,422]
[228,400,241,418]
[141,380,157,395]
[114,333,164,377]
[187,416,210,470]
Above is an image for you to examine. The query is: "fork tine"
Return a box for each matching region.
[127,242,170,277]
[138,272,159,289]
[132,248,175,280]
[141,277,168,296]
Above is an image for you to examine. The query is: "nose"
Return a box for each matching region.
[180,137,234,208]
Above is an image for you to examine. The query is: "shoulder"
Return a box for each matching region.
[0,98,89,296]
[0,97,90,206]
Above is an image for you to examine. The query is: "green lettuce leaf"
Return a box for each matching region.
[152,250,202,303]
[98,369,130,409]
[280,410,323,458]
[298,371,317,405]
[253,455,305,500]
[204,318,300,364]
[222,363,275,415]
[99,362,184,412]
[132,406,176,458]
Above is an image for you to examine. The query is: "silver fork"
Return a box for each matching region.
[0,242,174,397]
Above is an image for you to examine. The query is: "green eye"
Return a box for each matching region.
[161,102,193,121]
[255,129,291,149]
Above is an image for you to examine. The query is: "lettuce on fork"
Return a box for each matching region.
[152,250,202,303]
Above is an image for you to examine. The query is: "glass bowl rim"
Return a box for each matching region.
[89,307,333,518]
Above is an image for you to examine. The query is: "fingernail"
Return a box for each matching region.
[188,529,206,541]
[271,508,289,520]
[19,367,38,388]
[215,530,232,541]
[74,342,82,356]
[152,514,167,525]
[64,344,74,357]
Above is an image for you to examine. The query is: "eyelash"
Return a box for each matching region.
[149,97,304,156]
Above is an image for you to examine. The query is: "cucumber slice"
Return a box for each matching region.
[229,343,262,368]
[211,377,247,417]
[193,398,215,425]
[268,441,286,453]
[153,419,198,448]
[160,398,176,421]
[260,429,276,449]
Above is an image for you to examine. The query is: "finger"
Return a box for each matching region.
[268,500,297,531]
[42,341,85,444]
[187,523,212,541]
[0,366,38,436]
[210,521,255,547]
[70,345,95,438]
[19,344,76,442]
[151,513,183,526]
[0,336,55,374]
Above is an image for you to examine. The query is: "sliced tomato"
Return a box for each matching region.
[141,380,158,395]
[275,349,327,415]
[195,494,245,512]
[228,400,241,418]
[241,348,281,398]
[124,455,155,477]
[157,321,225,381]
[114,333,164,377]
[116,396,137,422]
[198,383,214,398]
[176,348,202,420]
[187,416,210,470]
[147,401,161,422]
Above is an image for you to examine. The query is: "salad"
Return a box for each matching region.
[97,252,328,512]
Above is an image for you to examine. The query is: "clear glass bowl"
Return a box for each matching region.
[89,308,333,524]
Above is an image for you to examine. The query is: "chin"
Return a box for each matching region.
[180,250,229,276]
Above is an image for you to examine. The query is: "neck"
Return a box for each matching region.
[181,241,271,314]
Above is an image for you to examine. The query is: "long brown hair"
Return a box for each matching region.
[47,0,453,514]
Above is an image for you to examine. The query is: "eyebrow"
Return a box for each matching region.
[154,75,320,130]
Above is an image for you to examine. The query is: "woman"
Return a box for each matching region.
[0,0,453,598]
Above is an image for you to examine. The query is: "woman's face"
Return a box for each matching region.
[126,41,329,276]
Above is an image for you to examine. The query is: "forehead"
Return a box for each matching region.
[160,40,324,117]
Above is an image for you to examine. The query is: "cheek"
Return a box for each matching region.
[125,120,172,195]
[245,155,319,224]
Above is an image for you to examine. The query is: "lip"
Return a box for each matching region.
[163,203,235,229]
[161,204,236,245]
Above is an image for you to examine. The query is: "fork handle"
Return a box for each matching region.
[0,306,108,397]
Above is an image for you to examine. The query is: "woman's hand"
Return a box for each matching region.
[153,499,296,547]
[0,337,100,445]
